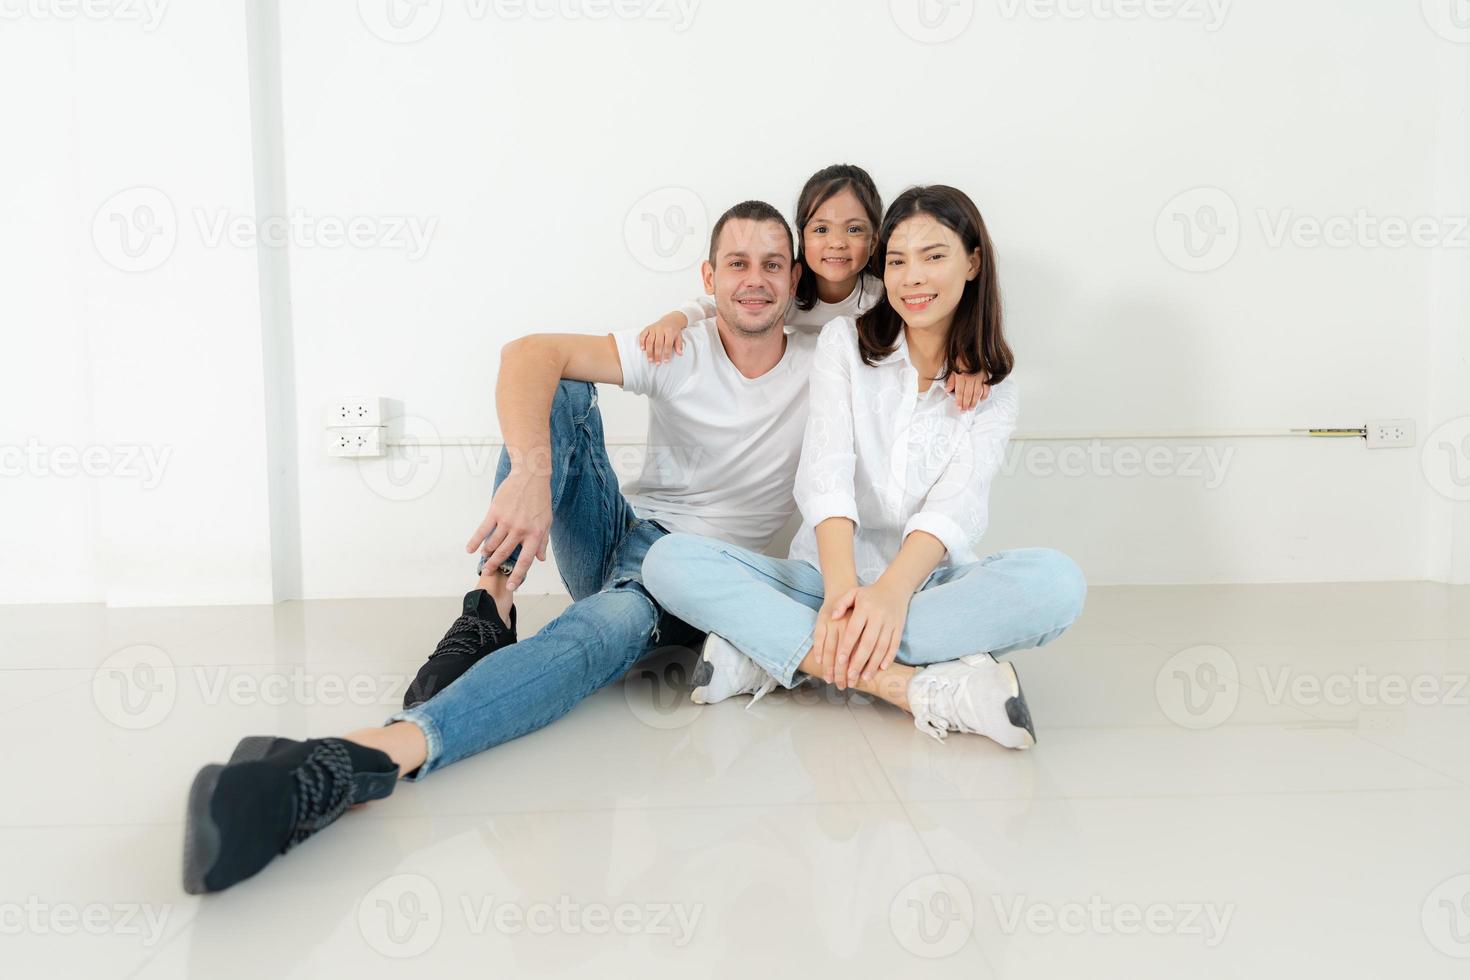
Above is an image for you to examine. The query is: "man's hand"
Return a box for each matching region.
[464,465,552,590]
[828,581,910,689]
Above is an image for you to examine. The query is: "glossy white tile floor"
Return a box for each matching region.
[3,582,1469,978]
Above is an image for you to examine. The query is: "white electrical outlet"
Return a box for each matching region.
[1365,419,1415,449]
[324,397,385,428]
[325,427,384,458]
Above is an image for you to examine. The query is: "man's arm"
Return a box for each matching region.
[464,333,625,589]
[494,333,623,467]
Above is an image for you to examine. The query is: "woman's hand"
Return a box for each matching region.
[945,370,991,411]
[810,593,854,684]
[638,313,687,364]
[828,581,910,689]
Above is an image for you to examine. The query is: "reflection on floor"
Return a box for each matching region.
[2,581,1468,978]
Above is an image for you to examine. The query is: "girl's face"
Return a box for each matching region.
[801,187,875,286]
[883,212,980,333]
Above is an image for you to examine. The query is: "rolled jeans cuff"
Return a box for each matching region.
[383,706,442,782]
[770,626,817,688]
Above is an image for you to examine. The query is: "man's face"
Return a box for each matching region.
[701,219,799,337]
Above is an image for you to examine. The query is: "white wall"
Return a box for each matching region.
[2,5,278,605]
[0,19,99,602]
[3,0,1468,605]
[277,0,1470,595]
[1426,33,1470,585]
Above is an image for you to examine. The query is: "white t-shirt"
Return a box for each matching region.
[789,317,1020,584]
[612,319,819,553]
[676,273,883,334]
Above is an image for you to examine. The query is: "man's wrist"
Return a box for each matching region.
[503,444,555,479]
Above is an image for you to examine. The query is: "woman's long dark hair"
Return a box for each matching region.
[792,164,884,312]
[857,184,1013,387]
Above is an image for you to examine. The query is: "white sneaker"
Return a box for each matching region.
[690,633,779,707]
[907,653,1037,749]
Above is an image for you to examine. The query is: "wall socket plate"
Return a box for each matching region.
[324,397,386,428]
[326,427,384,458]
[1365,419,1415,449]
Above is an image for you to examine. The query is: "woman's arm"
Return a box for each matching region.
[637,296,717,363]
[810,517,859,678]
[902,379,1020,565]
[876,531,947,596]
[814,517,859,593]
[796,322,864,680]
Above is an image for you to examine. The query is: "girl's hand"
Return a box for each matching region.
[638,314,687,365]
[945,370,991,411]
[828,582,909,689]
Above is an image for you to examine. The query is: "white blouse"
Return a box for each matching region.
[787,316,1020,585]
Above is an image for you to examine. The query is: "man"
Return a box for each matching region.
[182,200,818,894]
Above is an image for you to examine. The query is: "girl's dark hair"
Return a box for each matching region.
[792,164,884,312]
[857,184,1013,387]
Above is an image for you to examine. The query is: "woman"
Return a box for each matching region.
[642,185,1087,748]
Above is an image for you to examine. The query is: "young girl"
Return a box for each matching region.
[642,185,1088,748]
[638,164,992,411]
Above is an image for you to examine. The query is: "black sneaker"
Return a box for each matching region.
[402,589,517,709]
[182,736,398,895]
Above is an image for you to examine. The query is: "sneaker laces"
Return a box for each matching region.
[429,614,505,660]
[911,674,961,742]
[284,740,355,851]
[744,672,781,710]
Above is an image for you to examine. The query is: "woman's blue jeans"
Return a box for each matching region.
[642,533,1088,687]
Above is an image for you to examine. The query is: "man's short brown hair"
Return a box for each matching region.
[708,200,794,264]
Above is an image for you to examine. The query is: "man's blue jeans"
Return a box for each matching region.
[642,534,1088,687]
[386,380,702,779]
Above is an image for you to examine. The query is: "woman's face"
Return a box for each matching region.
[801,187,874,286]
[883,212,980,333]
